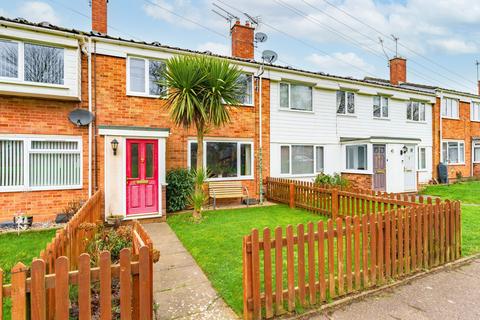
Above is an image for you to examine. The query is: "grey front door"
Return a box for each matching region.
[373,144,386,191]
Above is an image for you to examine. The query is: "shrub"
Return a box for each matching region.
[314,173,349,188]
[166,168,194,212]
[85,225,133,265]
[455,171,463,182]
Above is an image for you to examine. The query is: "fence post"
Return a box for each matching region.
[289,183,295,208]
[11,262,27,320]
[331,188,339,219]
[242,235,253,320]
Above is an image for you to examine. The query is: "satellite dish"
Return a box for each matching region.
[262,50,278,64]
[255,32,268,43]
[68,108,94,127]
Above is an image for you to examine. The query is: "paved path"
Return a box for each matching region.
[143,223,238,320]
[309,258,480,320]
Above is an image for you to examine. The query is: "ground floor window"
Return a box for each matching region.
[0,136,82,191]
[418,147,427,170]
[474,141,480,163]
[442,141,465,164]
[189,140,253,179]
[346,144,367,170]
[280,145,324,175]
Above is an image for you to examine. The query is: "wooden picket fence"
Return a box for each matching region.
[242,200,461,319]
[265,177,424,218]
[1,246,153,320]
[39,190,103,271]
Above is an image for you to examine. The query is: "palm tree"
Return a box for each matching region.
[161,55,244,219]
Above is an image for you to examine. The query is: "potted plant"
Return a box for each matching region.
[106,214,124,227]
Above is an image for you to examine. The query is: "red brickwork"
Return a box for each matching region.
[389,57,407,85]
[341,173,372,190]
[231,21,255,59]
[91,0,108,34]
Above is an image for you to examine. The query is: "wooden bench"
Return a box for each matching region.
[208,181,249,209]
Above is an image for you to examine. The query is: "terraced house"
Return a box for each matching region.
[0,0,479,222]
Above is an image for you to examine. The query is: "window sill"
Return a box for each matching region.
[406,120,427,124]
[442,116,460,121]
[337,113,357,118]
[0,185,83,193]
[0,78,68,90]
[126,92,166,99]
[470,119,480,123]
[341,170,372,175]
[373,117,390,121]
[206,176,254,182]
[446,163,466,166]
[278,174,318,179]
[278,108,314,114]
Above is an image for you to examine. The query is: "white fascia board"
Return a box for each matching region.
[0,24,79,47]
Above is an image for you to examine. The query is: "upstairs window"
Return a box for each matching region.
[128,57,167,97]
[441,98,459,119]
[280,82,313,111]
[442,141,465,164]
[373,96,388,118]
[471,102,480,122]
[0,137,82,192]
[0,39,18,78]
[346,144,367,170]
[407,101,426,122]
[0,39,64,85]
[237,73,253,105]
[336,90,355,115]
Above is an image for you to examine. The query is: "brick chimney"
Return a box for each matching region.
[389,57,407,85]
[231,20,255,59]
[92,0,108,34]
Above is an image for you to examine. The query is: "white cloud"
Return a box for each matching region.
[307,52,375,77]
[18,1,59,25]
[197,41,230,56]
[429,38,478,54]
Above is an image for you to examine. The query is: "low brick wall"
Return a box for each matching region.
[341,172,372,190]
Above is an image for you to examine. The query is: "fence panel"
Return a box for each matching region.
[243,202,462,319]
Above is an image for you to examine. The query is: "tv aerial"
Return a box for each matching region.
[262,50,278,64]
[68,108,94,127]
[212,3,239,27]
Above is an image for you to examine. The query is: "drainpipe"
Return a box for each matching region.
[86,38,93,197]
[439,92,443,180]
[257,64,265,204]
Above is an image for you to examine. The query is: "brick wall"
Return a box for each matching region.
[389,58,407,85]
[341,173,372,190]
[92,0,108,34]
[433,97,480,180]
[94,55,270,213]
[231,21,255,59]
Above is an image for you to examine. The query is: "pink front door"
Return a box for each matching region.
[126,139,158,215]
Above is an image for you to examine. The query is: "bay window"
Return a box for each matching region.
[407,101,426,122]
[442,98,459,119]
[471,102,480,122]
[0,137,82,191]
[280,82,313,111]
[373,96,388,118]
[442,141,465,164]
[336,90,355,115]
[280,145,324,175]
[0,39,64,84]
[189,140,253,179]
[346,145,367,170]
[237,73,254,105]
[128,56,167,96]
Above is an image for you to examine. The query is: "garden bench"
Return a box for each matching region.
[208,181,249,209]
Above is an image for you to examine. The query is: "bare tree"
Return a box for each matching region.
[24,43,64,84]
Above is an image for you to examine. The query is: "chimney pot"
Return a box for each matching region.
[92,0,108,34]
[231,21,255,59]
[389,57,407,85]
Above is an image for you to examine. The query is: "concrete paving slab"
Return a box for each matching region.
[144,222,238,320]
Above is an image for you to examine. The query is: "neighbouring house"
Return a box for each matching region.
[1,0,479,222]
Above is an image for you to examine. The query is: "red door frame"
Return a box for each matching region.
[126,139,159,215]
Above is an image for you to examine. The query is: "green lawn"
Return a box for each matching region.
[420,181,480,204]
[0,228,57,319]
[168,205,329,315]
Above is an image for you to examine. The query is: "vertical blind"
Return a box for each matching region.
[0,138,81,190]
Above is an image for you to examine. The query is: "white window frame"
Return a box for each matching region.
[373,95,389,119]
[345,144,368,171]
[237,73,254,106]
[473,140,480,164]
[279,144,324,177]
[441,97,459,119]
[441,140,465,165]
[0,135,83,192]
[407,101,426,122]
[418,146,427,171]
[279,82,313,112]
[187,139,254,181]
[471,101,480,122]
[126,56,167,98]
[0,38,65,86]
[336,90,355,115]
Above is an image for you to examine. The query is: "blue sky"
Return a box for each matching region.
[2,0,480,93]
